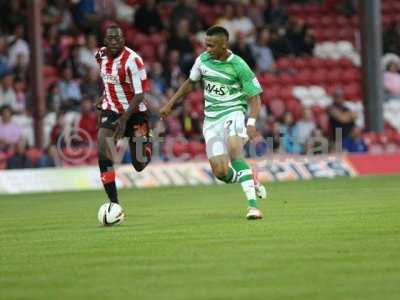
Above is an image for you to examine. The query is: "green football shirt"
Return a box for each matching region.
[189,51,262,121]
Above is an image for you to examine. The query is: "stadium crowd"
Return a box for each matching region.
[0,0,399,169]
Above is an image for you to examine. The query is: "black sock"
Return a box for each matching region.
[99,159,118,203]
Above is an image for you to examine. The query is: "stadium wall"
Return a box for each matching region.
[0,154,399,194]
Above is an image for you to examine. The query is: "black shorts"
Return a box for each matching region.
[99,110,150,138]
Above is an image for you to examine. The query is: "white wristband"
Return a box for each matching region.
[247,118,256,126]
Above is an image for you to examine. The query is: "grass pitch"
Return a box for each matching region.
[1,175,400,300]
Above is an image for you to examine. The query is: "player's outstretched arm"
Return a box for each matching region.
[246,95,262,141]
[160,79,196,118]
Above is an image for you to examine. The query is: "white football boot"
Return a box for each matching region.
[246,207,263,220]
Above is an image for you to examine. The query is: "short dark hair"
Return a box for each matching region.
[105,24,123,34]
[206,26,229,40]
[0,105,12,115]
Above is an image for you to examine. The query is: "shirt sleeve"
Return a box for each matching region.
[126,55,150,94]
[236,58,262,97]
[189,56,202,82]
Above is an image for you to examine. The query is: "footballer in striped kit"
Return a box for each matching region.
[95,24,152,209]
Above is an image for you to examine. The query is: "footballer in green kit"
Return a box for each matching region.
[160,26,266,220]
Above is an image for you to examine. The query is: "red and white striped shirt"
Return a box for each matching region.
[96,46,150,114]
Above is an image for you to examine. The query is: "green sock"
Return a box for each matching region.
[217,166,237,183]
[231,159,258,208]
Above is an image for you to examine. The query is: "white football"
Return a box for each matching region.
[97,203,125,226]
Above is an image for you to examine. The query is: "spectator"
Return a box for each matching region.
[0,37,10,77]
[78,97,98,142]
[170,0,202,33]
[269,28,292,58]
[167,18,195,73]
[280,111,302,154]
[0,105,23,150]
[0,0,26,34]
[306,127,327,155]
[80,67,102,100]
[6,138,33,169]
[77,34,99,71]
[43,24,63,66]
[247,0,265,28]
[163,50,184,89]
[301,27,315,56]
[231,33,256,70]
[0,74,17,110]
[149,62,168,94]
[327,88,357,143]
[180,100,202,140]
[50,111,66,146]
[47,83,62,112]
[251,28,275,73]
[287,20,315,56]
[13,78,26,113]
[8,25,30,70]
[58,67,82,109]
[216,4,236,44]
[383,61,400,98]
[297,107,316,152]
[263,0,288,26]
[133,0,164,34]
[342,127,368,153]
[383,22,400,54]
[37,145,62,168]
[232,3,255,43]
[260,115,281,152]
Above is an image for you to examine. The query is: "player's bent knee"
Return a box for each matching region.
[211,165,228,179]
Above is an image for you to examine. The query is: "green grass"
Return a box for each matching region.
[1,175,400,300]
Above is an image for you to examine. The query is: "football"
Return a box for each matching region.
[97,203,125,226]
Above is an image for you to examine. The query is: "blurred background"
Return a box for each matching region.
[0,0,399,170]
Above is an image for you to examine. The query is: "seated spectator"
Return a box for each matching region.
[149,62,168,95]
[250,28,275,73]
[280,111,302,154]
[231,32,256,70]
[0,37,10,77]
[269,28,292,58]
[232,3,255,43]
[263,0,288,26]
[8,25,30,70]
[47,83,62,112]
[260,115,281,152]
[306,127,328,155]
[77,34,99,71]
[327,88,357,143]
[6,138,33,169]
[180,100,202,140]
[50,111,66,146]
[133,0,164,34]
[301,27,316,56]
[58,67,82,110]
[78,97,98,142]
[167,18,195,73]
[297,108,316,152]
[43,24,64,66]
[342,127,368,153]
[286,19,315,57]
[0,105,23,150]
[80,67,101,100]
[0,73,17,110]
[383,61,400,98]
[170,0,202,34]
[13,78,26,113]
[37,145,61,168]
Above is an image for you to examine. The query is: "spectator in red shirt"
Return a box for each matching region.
[78,97,97,142]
